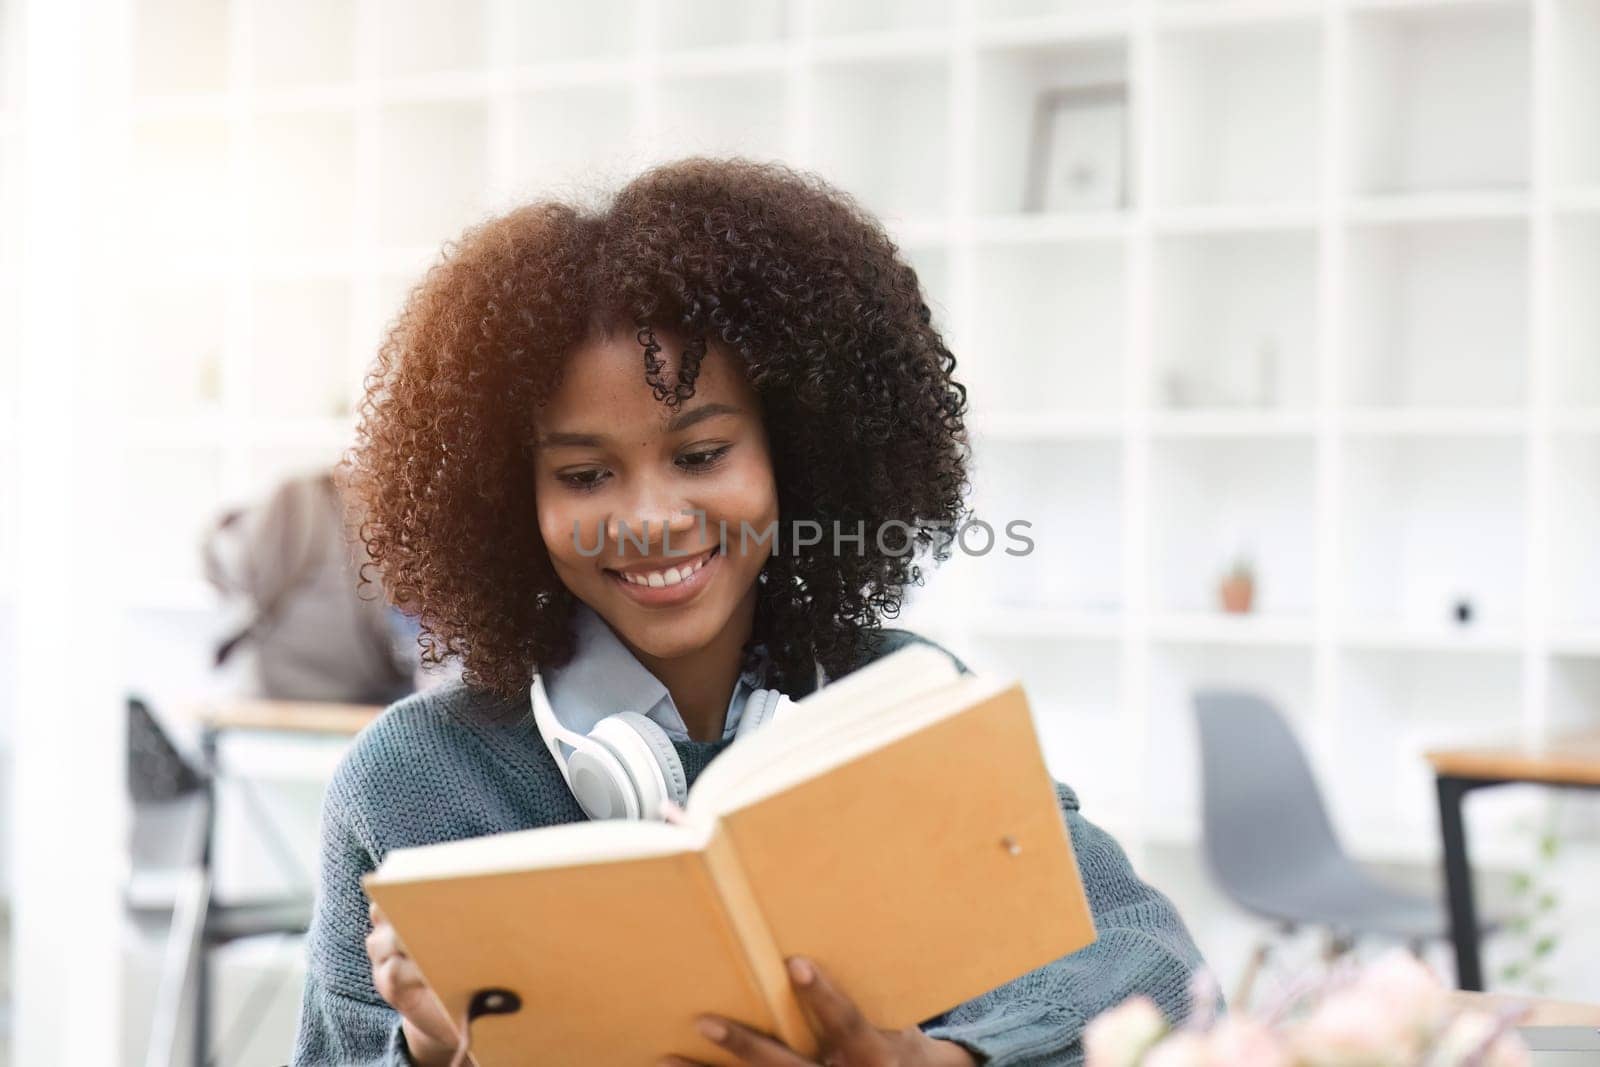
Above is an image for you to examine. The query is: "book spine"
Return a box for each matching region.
[701,821,818,1059]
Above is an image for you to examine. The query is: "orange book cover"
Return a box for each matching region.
[364,660,1096,1067]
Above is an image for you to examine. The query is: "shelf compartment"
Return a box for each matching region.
[1348,1,1530,195]
[965,439,1124,615]
[1149,610,1316,647]
[813,0,951,37]
[810,57,951,222]
[1341,435,1525,632]
[1548,437,1600,631]
[973,38,1129,217]
[134,0,229,95]
[1152,230,1318,411]
[377,100,490,250]
[1149,437,1317,616]
[1549,655,1600,733]
[979,0,1133,21]
[968,237,1125,416]
[1552,0,1600,191]
[250,111,358,254]
[131,117,232,258]
[511,85,640,196]
[129,282,226,419]
[968,632,1132,821]
[1146,642,1315,840]
[902,245,952,336]
[250,0,356,87]
[657,71,790,164]
[250,280,356,420]
[659,0,790,52]
[377,0,487,78]
[510,0,640,64]
[1343,218,1528,409]
[1551,215,1600,411]
[1332,647,1528,849]
[1151,21,1322,208]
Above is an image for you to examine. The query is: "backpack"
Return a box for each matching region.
[201,468,417,705]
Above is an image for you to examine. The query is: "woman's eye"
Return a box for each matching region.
[678,445,731,472]
[557,469,608,492]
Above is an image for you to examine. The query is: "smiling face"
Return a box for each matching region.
[532,329,780,665]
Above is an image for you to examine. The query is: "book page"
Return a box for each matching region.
[368,817,709,885]
[685,643,964,820]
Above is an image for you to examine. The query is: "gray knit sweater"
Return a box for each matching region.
[291,629,1208,1065]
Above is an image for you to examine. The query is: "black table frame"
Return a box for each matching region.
[1436,773,1600,991]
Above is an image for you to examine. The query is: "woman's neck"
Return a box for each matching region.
[626,584,760,743]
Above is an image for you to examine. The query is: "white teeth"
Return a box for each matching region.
[619,550,712,588]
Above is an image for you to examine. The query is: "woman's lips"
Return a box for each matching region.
[605,546,720,607]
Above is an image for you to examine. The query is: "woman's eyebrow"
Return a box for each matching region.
[536,402,743,448]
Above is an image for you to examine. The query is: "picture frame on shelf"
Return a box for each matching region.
[1024,83,1129,214]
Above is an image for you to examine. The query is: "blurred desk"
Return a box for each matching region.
[198,698,383,737]
[1449,991,1600,1027]
[180,699,382,1067]
[1428,731,1600,992]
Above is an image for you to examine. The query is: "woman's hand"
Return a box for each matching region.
[659,956,979,1067]
[365,901,459,1067]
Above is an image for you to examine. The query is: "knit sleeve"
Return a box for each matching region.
[290,773,416,1067]
[918,783,1208,1067]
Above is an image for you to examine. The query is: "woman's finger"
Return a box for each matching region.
[693,1016,815,1066]
[364,920,405,966]
[787,957,878,1063]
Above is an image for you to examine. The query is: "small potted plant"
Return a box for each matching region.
[1218,555,1255,614]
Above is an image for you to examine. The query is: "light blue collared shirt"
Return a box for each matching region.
[541,602,771,742]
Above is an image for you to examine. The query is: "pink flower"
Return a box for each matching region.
[1085,996,1167,1067]
[1357,950,1449,1032]
[1206,1016,1290,1067]
[1293,985,1423,1067]
[1143,1032,1210,1067]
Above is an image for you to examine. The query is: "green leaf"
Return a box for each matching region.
[1509,872,1534,894]
[1539,834,1561,860]
[1534,936,1557,958]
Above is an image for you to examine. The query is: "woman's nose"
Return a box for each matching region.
[605,491,698,554]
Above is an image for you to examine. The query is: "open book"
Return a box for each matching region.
[363,644,1097,1066]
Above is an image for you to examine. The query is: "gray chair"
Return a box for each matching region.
[1192,689,1494,988]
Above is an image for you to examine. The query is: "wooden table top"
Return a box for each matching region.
[195,699,384,736]
[1426,730,1600,788]
[1449,990,1600,1027]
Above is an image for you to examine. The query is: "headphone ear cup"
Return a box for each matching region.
[593,712,687,818]
[562,736,642,820]
[734,689,791,741]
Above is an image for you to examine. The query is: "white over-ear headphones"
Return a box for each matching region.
[530,661,825,821]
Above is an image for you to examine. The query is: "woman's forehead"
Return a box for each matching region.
[536,332,757,433]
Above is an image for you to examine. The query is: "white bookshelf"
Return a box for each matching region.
[105,0,1600,867]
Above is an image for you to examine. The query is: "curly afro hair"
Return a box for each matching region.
[342,157,972,701]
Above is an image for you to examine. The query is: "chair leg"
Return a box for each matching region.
[1233,937,1274,1011]
[1322,930,1354,964]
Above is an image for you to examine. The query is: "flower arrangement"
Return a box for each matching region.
[1085,950,1531,1067]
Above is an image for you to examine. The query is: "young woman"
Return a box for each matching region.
[291,158,1206,1067]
